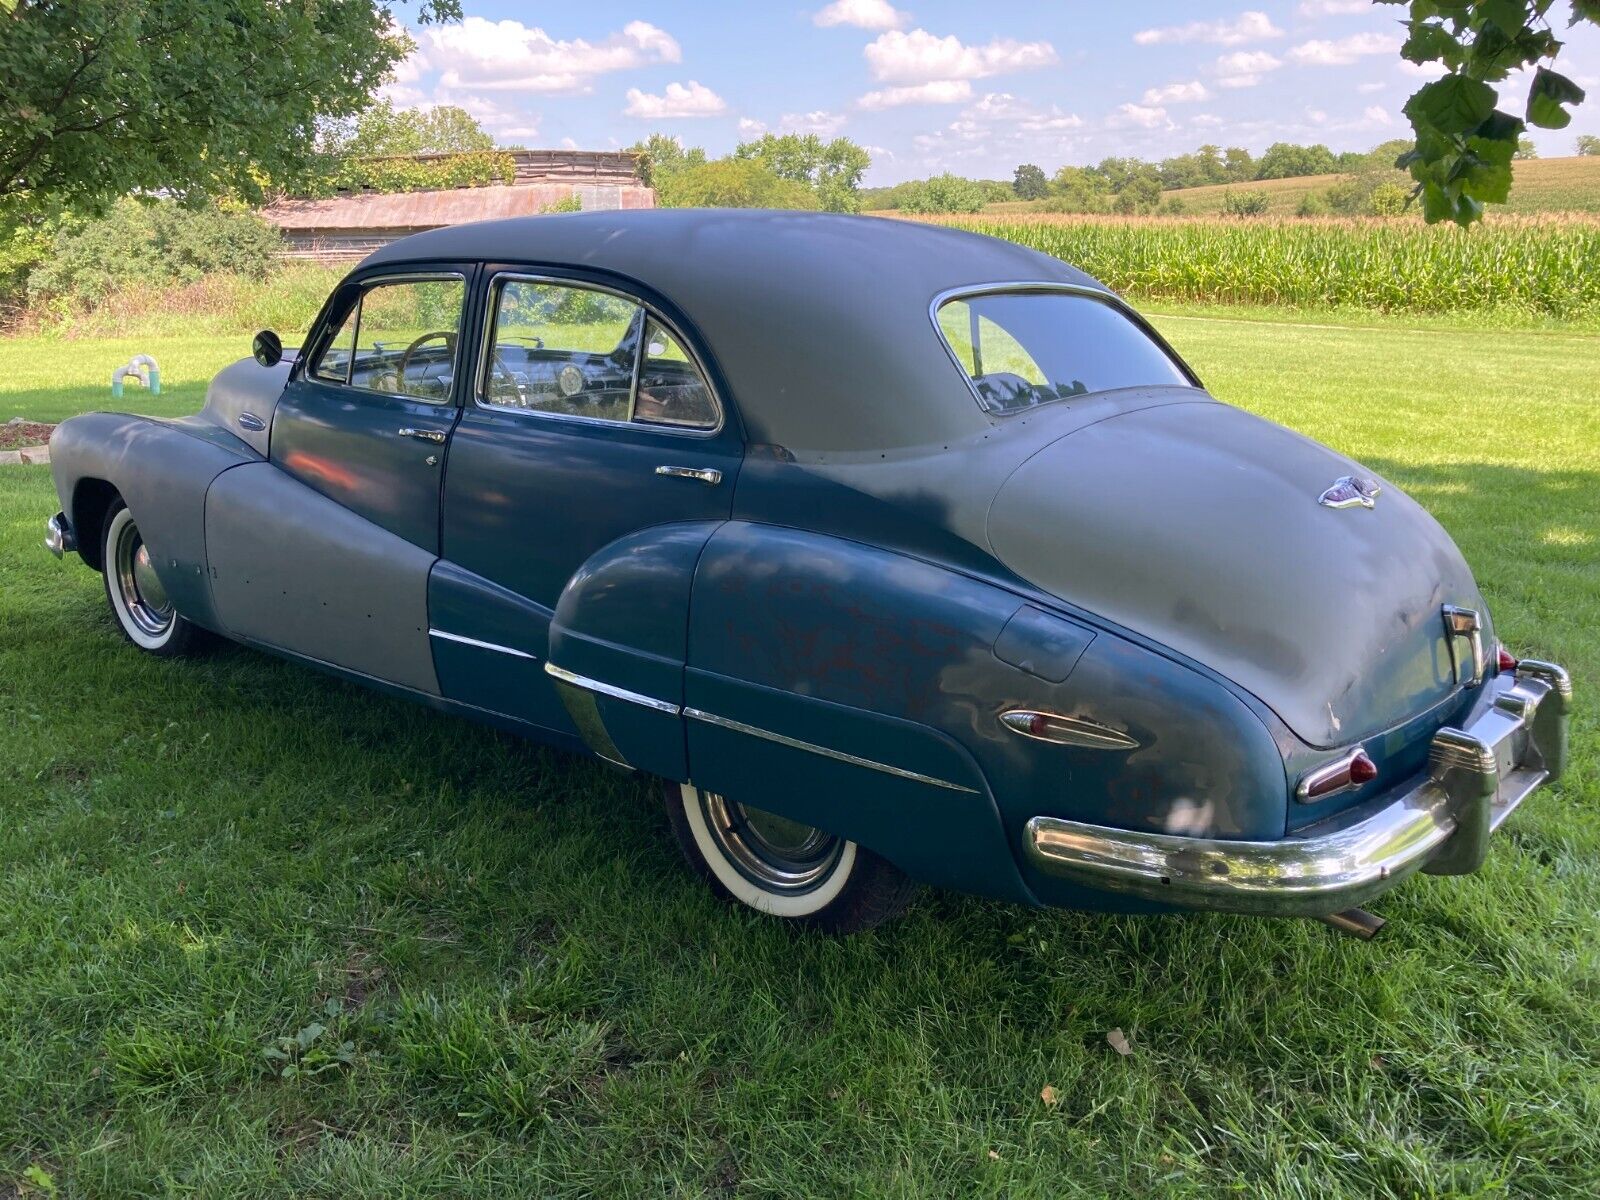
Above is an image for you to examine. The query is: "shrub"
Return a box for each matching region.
[296,150,517,198]
[897,174,988,215]
[656,160,820,210]
[1369,182,1411,217]
[1222,190,1270,217]
[27,199,281,306]
[1159,197,1187,216]
[1296,193,1331,217]
[541,194,583,214]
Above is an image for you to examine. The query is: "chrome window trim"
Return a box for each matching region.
[928,281,1203,417]
[543,663,682,715]
[684,707,981,795]
[428,628,539,661]
[311,271,469,405]
[475,271,725,437]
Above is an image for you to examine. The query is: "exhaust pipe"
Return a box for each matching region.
[1316,907,1386,940]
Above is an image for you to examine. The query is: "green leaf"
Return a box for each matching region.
[1406,74,1498,134]
[1571,1,1600,25]
[1403,20,1460,64]
[1457,137,1515,202]
[1474,108,1526,141]
[1526,65,1586,128]
[1477,0,1527,34]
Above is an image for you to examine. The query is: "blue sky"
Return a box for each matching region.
[384,2,1600,184]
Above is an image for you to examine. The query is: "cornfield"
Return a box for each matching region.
[918,214,1600,320]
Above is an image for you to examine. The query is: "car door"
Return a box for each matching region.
[273,268,477,550]
[433,269,743,742]
[205,269,477,693]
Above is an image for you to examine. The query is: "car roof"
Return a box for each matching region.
[360,209,1109,453]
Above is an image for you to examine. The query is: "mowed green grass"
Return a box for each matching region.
[2,319,1598,1196]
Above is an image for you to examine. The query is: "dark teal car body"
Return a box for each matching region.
[45,211,1570,931]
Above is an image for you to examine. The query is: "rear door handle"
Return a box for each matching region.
[655,465,722,486]
[398,427,447,444]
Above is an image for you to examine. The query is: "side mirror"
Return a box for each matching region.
[252,329,283,367]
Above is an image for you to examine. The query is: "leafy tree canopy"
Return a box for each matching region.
[322,99,494,159]
[1012,163,1049,199]
[1385,0,1592,225]
[1256,142,1340,180]
[625,134,708,187]
[0,1,463,220]
[1578,133,1600,154]
[655,159,820,210]
[732,133,870,212]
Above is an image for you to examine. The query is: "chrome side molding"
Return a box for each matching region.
[1000,709,1138,750]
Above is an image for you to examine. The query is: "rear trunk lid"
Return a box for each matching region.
[987,399,1487,748]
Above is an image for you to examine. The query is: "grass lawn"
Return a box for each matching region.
[2,316,1598,1196]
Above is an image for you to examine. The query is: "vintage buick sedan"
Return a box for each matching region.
[46,211,1570,934]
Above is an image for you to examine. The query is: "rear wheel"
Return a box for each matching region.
[664,781,918,934]
[101,503,205,656]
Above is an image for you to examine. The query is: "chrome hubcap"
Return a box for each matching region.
[699,792,843,894]
[114,519,174,637]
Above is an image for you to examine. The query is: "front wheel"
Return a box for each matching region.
[664,782,918,934]
[101,503,206,657]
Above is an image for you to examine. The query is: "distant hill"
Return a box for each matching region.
[978,155,1600,218]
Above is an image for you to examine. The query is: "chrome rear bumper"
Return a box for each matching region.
[45,511,76,559]
[1024,661,1571,917]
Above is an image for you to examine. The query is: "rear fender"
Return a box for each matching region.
[50,413,259,631]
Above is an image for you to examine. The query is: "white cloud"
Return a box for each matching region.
[813,0,907,30]
[1306,107,1328,124]
[737,117,767,136]
[1364,104,1393,125]
[559,136,578,150]
[424,18,679,94]
[967,92,1083,131]
[1191,113,1224,128]
[857,79,973,108]
[447,94,541,141]
[1144,80,1211,105]
[1213,50,1282,88]
[780,110,847,135]
[1135,11,1282,47]
[623,80,726,119]
[1113,103,1169,129]
[1357,80,1387,93]
[1397,58,1449,79]
[864,28,1057,82]
[1290,32,1401,66]
[1298,1,1370,14]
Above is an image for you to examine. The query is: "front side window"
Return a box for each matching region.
[936,290,1192,415]
[310,277,465,402]
[481,278,720,432]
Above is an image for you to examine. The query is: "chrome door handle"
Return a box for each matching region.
[397,427,446,444]
[655,465,722,486]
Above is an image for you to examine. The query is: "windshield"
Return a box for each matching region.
[936,290,1193,415]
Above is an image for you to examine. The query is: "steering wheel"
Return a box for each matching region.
[398,331,456,388]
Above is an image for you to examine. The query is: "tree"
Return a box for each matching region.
[655,159,820,210]
[897,174,988,215]
[1223,146,1255,182]
[1579,134,1600,155]
[1514,136,1539,159]
[324,100,494,159]
[1113,169,1163,214]
[1388,0,1593,226]
[732,133,870,212]
[1047,166,1110,213]
[626,135,708,187]
[1255,142,1339,180]
[0,0,461,220]
[1012,163,1049,199]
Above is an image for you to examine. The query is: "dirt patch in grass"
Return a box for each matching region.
[0,421,54,449]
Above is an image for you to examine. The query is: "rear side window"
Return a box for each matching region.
[480,277,720,432]
[937,291,1191,415]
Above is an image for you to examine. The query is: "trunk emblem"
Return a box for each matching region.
[1319,475,1382,509]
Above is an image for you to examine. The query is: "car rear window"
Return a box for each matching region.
[936,290,1192,415]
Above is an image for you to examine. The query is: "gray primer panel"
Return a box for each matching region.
[200,356,291,458]
[205,463,439,693]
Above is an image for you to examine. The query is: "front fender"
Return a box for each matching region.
[49,413,260,632]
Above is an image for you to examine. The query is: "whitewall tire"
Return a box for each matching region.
[101,503,205,657]
[664,781,918,934]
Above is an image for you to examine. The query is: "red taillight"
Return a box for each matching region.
[1348,751,1378,785]
[1497,647,1518,673]
[1298,749,1379,802]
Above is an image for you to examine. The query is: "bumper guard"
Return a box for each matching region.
[1024,661,1571,917]
[45,511,76,559]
